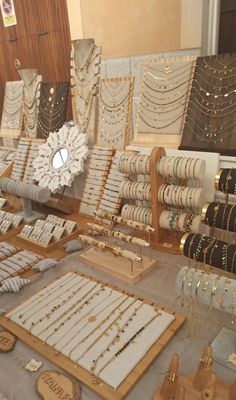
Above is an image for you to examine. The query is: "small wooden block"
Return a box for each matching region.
[0,330,16,352]
[36,370,80,400]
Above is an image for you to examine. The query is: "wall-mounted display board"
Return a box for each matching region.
[179,53,236,156]
[0,80,24,139]
[96,76,134,150]
[134,55,196,148]
[0,272,184,400]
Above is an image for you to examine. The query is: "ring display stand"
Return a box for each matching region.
[153,348,232,400]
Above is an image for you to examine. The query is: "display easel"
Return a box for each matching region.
[150,147,181,254]
[153,348,232,400]
[0,271,185,400]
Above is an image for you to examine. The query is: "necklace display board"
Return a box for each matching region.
[96,76,134,150]
[36,82,69,139]
[134,55,196,148]
[0,80,24,140]
[33,125,89,193]
[71,39,102,146]
[0,271,184,400]
[179,53,236,156]
[79,146,113,217]
[18,69,42,138]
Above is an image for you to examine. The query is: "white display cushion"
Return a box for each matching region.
[63,239,83,253]
[7,272,175,389]
[32,259,57,272]
[0,276,30,293]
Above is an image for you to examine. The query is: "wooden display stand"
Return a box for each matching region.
[153,348,232,400]
[79,247,156,284]
[150,147,181,255]
[0,271,185,400]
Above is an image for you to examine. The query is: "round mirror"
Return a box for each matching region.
[52,147,69,169]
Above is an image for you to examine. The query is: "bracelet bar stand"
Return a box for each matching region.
[150,147,180,254]
[0,177,50,223]
[153,347,231,400]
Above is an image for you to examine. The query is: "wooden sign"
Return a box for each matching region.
[37,371,80,400]
[0,330,16,352]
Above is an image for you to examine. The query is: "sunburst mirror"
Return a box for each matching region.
[33,124,89,193]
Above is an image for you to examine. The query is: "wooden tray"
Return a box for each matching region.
[16,228,81,253]
[0,271,185,400]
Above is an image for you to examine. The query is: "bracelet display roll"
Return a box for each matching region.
[214,168,236,195]
[121,204,152,226]
[87,223,150,247]
[79,235,142,263]
[159,210,201,234]
[94,210,155,233]
[119,181,151,201]
[201,202,236,233]
[180,233,236,273]
[0,177,50,202]
[117,152,150,175]
[176,266,236,315]
[157,156,206,180]
[158,184,204,209]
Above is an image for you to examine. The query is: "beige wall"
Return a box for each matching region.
[67,0,202,58]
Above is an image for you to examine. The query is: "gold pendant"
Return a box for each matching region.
[164,66,172,74]
[88,316,96,323]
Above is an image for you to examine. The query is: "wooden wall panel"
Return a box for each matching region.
[0,0,71,82]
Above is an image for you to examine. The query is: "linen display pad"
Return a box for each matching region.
[4,272,183,396]
[135,55,196,147]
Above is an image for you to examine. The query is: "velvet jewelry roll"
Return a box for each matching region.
[215,168,236,195]
[176,266,236,315]
[202,202,236,233]
[180,233,236,273]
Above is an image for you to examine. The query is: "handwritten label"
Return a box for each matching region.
[0,331,16,352]
[37,371,80,400]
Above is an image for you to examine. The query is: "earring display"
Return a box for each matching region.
[33,125,89,193]
[135,55,196,147]
[176,266,236,316]
[96,76,134,150]
[0,242,43,285]
[71,39,102,143]
[0,80,24,137]
[18,69,42,138]
[0,198,7,209]
[18,214,79,251]
[79,146,113,217]
[10,138,31,181]
[180,53,236,156]
[23,139,45,184]
[96,151,129,217]
[0,210,23,238]
[1,271,184,400]
[201,202,236,233]
[214,168,236,196]
[36,82,69,139]
[180,233,236,273]
[0,147,16,177]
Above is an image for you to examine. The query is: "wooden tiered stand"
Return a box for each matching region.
[150,147,181,255]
